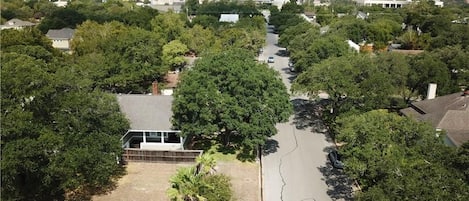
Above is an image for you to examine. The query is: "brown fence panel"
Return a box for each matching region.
[122,148,203,163]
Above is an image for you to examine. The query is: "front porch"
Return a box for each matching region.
[121,130,184,150]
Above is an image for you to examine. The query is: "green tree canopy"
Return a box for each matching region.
[180,24,221,55]
[172,49,292,158]
[407,52,453,98]
[336,110,469,200]
[329,16,368,44]
[292,54,396,127]
[151,10,187,43]
[163,40,189,70]
[71,21,166,93]
[1,52,129,200]
[278,22,315,48]
[291,34,351,72]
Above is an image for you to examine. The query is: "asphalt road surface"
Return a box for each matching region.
[261,24,352,201]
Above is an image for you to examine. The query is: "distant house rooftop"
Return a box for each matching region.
[46,28,75,40]
[401,91,469,146]
[219,14,239,23]
[356,11,369,20]
[117,94,175,131]
[0,18,35,30]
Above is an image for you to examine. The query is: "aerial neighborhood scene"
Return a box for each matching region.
[1,0,469,200]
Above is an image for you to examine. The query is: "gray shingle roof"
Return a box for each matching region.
[5,18,35,26]
[117,94,175,131]
[46,28,75,39]
[0,18,35,29]
[401,92,469,146]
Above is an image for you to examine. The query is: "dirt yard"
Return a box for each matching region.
[93,161,259,201]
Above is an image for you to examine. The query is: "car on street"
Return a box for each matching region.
[288,61,295,72]
[328,150,344,169]
[267,56,275,63]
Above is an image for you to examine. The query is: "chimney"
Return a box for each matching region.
[152,81,159,95]
[426,83,437,100]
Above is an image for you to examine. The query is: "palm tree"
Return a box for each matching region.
[167,166,208,201]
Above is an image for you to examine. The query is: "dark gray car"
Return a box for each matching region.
[328,150,344,169]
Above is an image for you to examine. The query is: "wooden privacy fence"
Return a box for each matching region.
[122,148,203,163]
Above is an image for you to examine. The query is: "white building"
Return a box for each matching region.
[117,94,184,151]
[354,0,443,8]
[45,28,75,52]
[219,14,240,23]
[151,0,185,5]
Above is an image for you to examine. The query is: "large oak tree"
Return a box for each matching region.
[172,49,292,158]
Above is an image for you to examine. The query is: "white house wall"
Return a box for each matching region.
[140,142,183,150]
[151,0,185,5]
[51,39,71,50]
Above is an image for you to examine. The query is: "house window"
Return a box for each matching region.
[145,132,162,143]
[164,132,181,143]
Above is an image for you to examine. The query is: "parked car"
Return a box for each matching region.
[288,62,295,72]
[328,150,344,169]
[267,56,275,63]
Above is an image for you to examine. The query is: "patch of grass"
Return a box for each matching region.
[206,144,237,162]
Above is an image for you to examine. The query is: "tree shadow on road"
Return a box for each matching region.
[319,146,354,201]
[291,98,330,135]
[262,139,279,156]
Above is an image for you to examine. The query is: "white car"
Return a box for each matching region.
[267,56,275,63]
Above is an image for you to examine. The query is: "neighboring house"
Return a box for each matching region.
[117,94,184,151]
[299,13,316,24]
[219,14,239,23]
[0,18,35,30]
[162,72,180,96]
[401,84,469,147]
[356,11,368,20]
[353,0,443,8]
[347,40,360,52]
[53,0,68,7]
[151,0,185,5]
[46,28,75,52]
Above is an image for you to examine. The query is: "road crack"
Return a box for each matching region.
[279,123,299,201]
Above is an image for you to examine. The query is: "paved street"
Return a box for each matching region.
[261,25,352,201]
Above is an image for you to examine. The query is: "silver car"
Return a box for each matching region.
[267,56,275,63]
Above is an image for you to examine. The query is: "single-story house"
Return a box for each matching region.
[400,85,469,146]
[0,18,35,30]
[46,28,75,52]
[117,94,184,150]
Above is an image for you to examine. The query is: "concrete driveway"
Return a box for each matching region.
[261,25,353,201]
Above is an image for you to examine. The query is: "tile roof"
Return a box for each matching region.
[46,28,75,39]
[116,94,175,131]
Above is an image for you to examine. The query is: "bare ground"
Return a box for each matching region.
[92,161,259,201]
